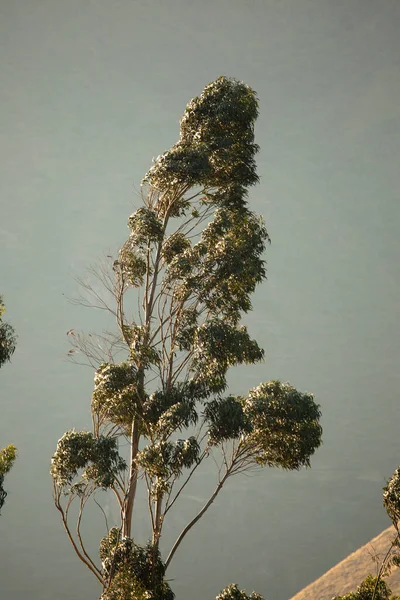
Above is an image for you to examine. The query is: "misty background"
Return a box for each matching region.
[1,1,400,599]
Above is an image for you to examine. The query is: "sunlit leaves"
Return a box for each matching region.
[116,240,147,287]
[92,362,139,428]
[178,77,260,188]
[161,232,191,264]
[0,444,17,476]
[216,583,264,600]
[164,208,269,324]
[143,386,198,439]
[190,320,264,394]
[384,467,400,526]
[137,437,200,483]
[51,431,126,489]
[204,382,322,473]
[128,208,164,246]
[204,396,250,445]
[0,444,17,513]
[100,529,174,600]
[242,381,322,470]
[144,142,211,193]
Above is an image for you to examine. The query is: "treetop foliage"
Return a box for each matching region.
[216,583,264,600]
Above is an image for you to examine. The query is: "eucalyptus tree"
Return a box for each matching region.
[0,295,17,513]
[51,77,322,600]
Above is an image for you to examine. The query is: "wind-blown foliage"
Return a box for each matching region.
[52,76,322,599]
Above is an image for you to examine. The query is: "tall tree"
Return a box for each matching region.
[0,295,17,513]
[51,77,322,600]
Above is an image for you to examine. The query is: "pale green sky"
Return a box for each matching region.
[1,2,400,599]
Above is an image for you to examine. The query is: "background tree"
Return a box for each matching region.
[0,295,16,368]
[0,294,17,513]
[332,466,400,600]
[332,574,399,600]
[51,76,322,600]
[0,444,17,513]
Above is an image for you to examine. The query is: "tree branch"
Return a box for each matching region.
[165,468,230,570]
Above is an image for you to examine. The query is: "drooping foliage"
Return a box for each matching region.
[52,77,322,600]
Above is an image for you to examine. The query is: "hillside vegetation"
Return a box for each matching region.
[290,527,400,600]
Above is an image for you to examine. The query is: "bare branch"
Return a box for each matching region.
[164,449,208,515]
[53,484,104,585]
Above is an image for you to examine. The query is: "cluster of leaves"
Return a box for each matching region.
[138,437,200,495]
[92,362,140,431]
[204,381,322,470]
[165,208,269,325]
[0,295,17,368]
[0,444,17,513]
[332,575,400,600]
[142,386,198,439]
[100,528,174,600]
[384,468,400,527]
[51,431,126,489]
[189,321,264,396]
[144,77,259,193]
[216,583,264,600]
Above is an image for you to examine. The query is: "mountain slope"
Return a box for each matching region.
[290,527,400,600]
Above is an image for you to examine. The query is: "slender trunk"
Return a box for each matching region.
[122,423,140,538]
[151,490,164,589]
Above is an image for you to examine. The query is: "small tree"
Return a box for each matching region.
[332,574,399,600]
[51,77,322,599]
[332,466,400,600]
[0,295,17,513]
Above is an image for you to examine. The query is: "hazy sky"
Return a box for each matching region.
[1,2,400,600]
